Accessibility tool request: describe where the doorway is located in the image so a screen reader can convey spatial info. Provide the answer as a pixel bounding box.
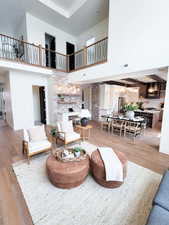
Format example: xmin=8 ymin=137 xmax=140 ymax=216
xmin=66 ymin=42 xmax=75 ymax=71
xmin=0 ymin=85 xmax=5 ymax=120
xmin=32 ymin=86 xmax=46 ymax=125
xmin=45 ymin=33 xmax=56 ymax=68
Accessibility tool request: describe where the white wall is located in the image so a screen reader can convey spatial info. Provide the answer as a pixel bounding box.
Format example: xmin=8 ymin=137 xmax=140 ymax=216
xmin=68 ymin=0 xmax=169 ymax=84
xmin=15 ymin=15 xmax=27 ymax=41
xmin=0 ymin=72 xmax=14 ymax=128
xmin=76 ymin=18 xmax=108 ymax=50
xmin=0 ymin=73 xmax=6 ymax=83
xmin=108 ymin=0 xmax=169 ymax=74
xmin=26 ymin=13 xmax=77 ymax=54
xmin=32 ymin=86 xmax=41 ymax=123
xmin=9 ymin=70 xmax=49 ymax=130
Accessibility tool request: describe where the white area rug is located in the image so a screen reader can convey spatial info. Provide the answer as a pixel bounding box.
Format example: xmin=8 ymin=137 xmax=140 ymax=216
xmin=13 ymin=142 xmax=162 ymax=225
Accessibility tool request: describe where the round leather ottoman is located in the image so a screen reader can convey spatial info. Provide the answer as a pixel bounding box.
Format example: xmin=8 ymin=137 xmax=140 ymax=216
xmin=46 ymin=155 xmax=90 ymax=189
xmin=90 ymin=150 xmax=127 ymax=188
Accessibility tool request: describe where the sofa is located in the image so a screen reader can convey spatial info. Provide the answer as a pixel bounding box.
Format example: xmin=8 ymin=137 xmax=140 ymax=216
xmin=146 ymin=170 xmax=169 ymax=225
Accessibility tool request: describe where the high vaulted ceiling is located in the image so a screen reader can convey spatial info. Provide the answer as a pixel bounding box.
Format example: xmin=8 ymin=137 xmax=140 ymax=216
xmin=38 ymin=0 xmax=88 ymax=18
xmin=52 ymin=0 xmax=78 ymax=10
xmin=0 ymin=0 xmax=109 ymax=36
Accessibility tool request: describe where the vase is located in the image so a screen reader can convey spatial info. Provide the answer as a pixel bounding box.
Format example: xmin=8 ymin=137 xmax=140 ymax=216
xmin=75 ymin=151 xmax=81 ymax=157
xmin=81 ymin=117 xmax=88 ymax=127
xmin=125 ymin=111 xmax=135 ymax=120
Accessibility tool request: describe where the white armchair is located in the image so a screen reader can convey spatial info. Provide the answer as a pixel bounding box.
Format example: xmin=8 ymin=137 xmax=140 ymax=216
xmin=56 ymin=120 xmax=81 ymax=145
xmin=23 ymin=125 xmax=52 ymax=164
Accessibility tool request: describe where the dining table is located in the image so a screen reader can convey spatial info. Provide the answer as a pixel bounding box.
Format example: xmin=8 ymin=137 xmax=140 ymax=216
xmin=101 ymin=115 xmax=146 ymax=124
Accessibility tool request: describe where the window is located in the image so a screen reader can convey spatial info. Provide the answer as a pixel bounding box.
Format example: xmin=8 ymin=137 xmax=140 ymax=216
xmin=86 ymin=37 xmax=95 ymax=65
xmin=86 ymin=37 xmax=95 ymax=47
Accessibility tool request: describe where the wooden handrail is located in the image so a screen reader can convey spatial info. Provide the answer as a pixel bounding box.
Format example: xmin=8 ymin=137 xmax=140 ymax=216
xmin=41 ymin=46 xmax=67 ymax=57
xmin=0 ymin=33 xmax=107 ymax=57
xmin=86 ymin=36 xmax=108 ymax=49
xmin=0 ymin=33 xmax=40 ymax=48
xmin=0 ymin=33 xmax=108 ymax=73
xmin=67 ymin=37 xmax=108 ymax=57
xmin=68 ymin=48 xmax=84 ymax=57
xmin=0 ymin=33 xmax=67 ymax=57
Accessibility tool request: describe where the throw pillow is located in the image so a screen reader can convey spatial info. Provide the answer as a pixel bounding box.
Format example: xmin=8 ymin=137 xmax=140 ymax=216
xmin=60 ymin=120 xmax=73 ymax=133
xmin=28 ymin=125 xmax=47 ymax=142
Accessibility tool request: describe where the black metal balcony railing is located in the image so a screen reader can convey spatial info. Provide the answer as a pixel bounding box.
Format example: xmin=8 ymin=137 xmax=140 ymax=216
xmin=0 ymin=34 xmax=108 ymax=73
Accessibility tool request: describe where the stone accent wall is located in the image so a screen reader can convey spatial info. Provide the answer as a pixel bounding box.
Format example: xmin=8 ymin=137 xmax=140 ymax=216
xmin=47 ymin=75 xmax=82 ymax=125
xmin=57 ymin=95 xmax=82 ymax=114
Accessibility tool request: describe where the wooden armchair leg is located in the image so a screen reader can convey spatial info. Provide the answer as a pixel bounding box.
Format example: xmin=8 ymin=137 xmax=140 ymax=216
xmin=22 ymin=142 xmax=26 ymax=155
xmin=23 ymin=146 xmax=25 ymax=155
xmin=27 ymin=155 xmax=30 ymax=164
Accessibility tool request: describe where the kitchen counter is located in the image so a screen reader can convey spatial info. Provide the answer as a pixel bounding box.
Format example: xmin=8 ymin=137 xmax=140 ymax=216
xmin=134 ymin=110 xmax=160 ymax=128
xmin=135 ymin=109 xmax=161 ymax=114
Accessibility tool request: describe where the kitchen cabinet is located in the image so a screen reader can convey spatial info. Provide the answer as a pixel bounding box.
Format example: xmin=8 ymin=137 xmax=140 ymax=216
xmin=139 ymin=82 xmax=165 ymax=99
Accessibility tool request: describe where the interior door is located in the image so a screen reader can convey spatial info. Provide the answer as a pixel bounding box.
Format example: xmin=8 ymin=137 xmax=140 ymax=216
xmin=45 ymin=33 xmax=56 ymax=68
xmin=50 ymin=38 xmax=56 ymax=68
xmin=0 ymin=87 xmax=3 ymax=118
xmin=39 ymin=86 xmax=46 ymax=124
xmin=66 ymin=42 xmax=75 ymax=71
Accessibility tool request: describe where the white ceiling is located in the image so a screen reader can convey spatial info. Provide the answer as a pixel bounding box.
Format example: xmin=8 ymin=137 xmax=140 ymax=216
xmin=0 ymin=0 xmax=109 ymax=37
xmin=52 ymin=0 xmax=77 ymax=10
xmin=0 ymin=0 xmax=27 ymax=35
xmin=37 ymin=0 xmax=88 ymax=18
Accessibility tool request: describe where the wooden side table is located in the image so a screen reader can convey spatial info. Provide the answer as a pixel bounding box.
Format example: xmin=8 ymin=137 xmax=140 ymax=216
xmin=76 ymin=125 xmax=93 ymax=141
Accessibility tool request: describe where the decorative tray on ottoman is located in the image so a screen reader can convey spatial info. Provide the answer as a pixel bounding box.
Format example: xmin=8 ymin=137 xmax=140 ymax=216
xmin=54 ymin=147 xmax=87 ymax=162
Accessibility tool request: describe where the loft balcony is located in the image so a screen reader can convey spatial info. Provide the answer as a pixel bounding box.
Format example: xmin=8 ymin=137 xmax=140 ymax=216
xmin=0 ymin=34 xmax=108 ymax=73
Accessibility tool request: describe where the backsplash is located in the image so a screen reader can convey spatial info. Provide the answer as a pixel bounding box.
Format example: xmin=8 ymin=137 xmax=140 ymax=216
xmin=140 ymin=98 xmax=165 ymax=109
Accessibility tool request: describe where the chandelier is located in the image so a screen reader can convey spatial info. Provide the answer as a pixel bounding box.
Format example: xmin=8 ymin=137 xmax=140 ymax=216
xmin=57 ymin=83 xmax=80 ymax=95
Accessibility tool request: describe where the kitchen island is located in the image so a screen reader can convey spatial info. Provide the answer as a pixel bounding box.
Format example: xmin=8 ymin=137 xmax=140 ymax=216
xmin=135 ymin=110 xmax=160 ymax=128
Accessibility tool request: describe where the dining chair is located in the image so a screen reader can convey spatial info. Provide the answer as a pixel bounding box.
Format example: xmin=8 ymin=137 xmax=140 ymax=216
xmin=140 ymin=119 xmax=147 ymax=135
xmin=124 ymin=121 xmax=142 ymax=142
xmin=100 ymin=117 xmax=111 ymax=132
xmin=111 ymin=119 xmax=125 ymax=136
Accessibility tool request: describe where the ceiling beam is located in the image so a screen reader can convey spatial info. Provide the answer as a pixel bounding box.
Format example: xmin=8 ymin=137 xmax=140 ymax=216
xmin=123 ymin=78 xmax=146 ymax=86
xmin=102 ymin=81 xmax=134 ymax=87
xmin=148 ymin=75 xmax=166 ymax=83
xmin=122 ymin=78 xmax=146 ymax=85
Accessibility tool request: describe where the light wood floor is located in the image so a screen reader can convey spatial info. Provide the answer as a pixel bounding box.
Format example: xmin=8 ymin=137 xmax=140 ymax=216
xmin=0 ymin=119 xmax=169 ymax=225
xmin=88 ymin=121 xmax=169 ymax=174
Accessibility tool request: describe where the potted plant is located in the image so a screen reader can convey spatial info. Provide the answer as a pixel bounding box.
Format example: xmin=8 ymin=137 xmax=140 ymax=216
xmin=136 ymin=101 xmax=144 ymax=110
xmin=73 ymin=147 xmax=84 ymax=157
xmin=50 ymin=128 xmax=57 ymax=137
xmin=123 ymin=103 xmax=139 ymax=119
xmin=50 ymin=128 xmax=58 ymax=145
xmin=58 ymin=94 xmax=64 ymax=102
